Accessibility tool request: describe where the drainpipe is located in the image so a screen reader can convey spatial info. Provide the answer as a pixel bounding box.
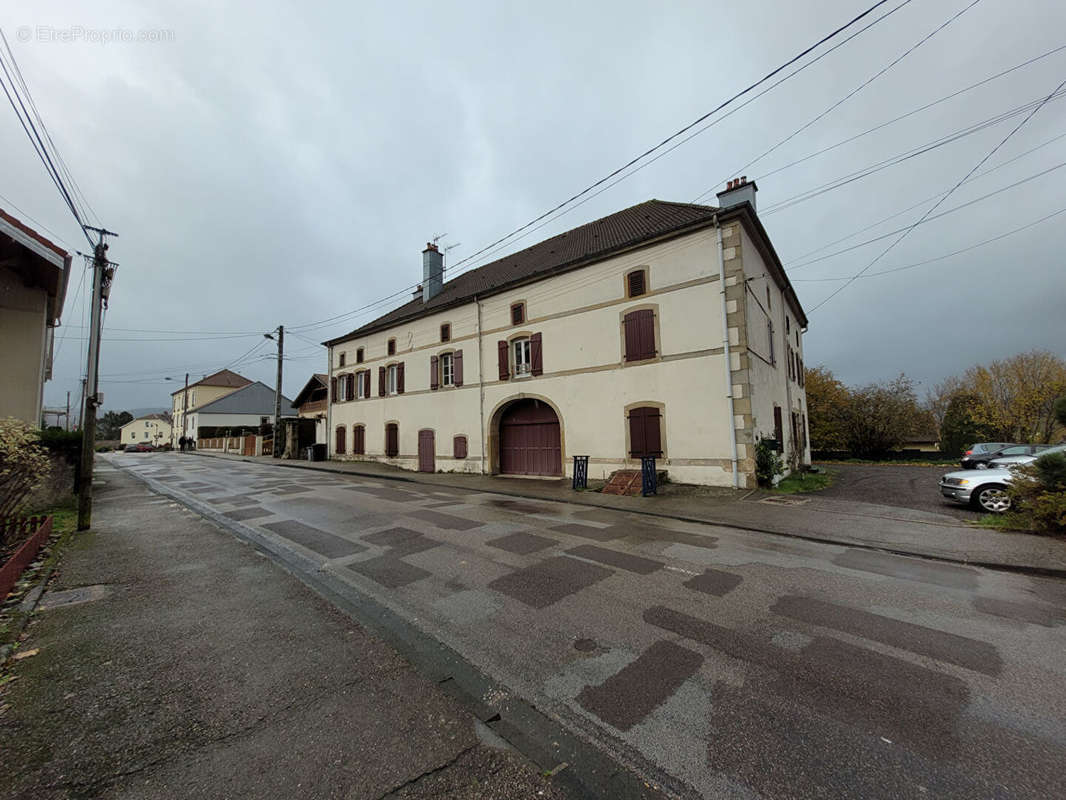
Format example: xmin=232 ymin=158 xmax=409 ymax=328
xmin=714 ymin=214 xmax=740 ymax=489
xmin=475 ymin=295 xmax=486 ymax=475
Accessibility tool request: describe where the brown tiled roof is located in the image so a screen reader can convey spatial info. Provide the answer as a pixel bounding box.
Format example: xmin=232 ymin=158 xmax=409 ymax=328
xmin=0 ymin=208 xmax=68 ymax=260
xmin=326 ymin=200 xmax=721 ymax=344
xmin=170 ymin=369 xmax=252 ymax=396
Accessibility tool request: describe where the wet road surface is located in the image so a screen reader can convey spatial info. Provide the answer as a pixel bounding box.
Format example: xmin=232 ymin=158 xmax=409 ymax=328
xmin=114 ymin=453 xmax=1066 ymax=799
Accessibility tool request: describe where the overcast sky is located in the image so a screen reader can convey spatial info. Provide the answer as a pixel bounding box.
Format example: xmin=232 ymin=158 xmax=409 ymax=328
xmin=3 ymin=0 xmax=1065 ymax=416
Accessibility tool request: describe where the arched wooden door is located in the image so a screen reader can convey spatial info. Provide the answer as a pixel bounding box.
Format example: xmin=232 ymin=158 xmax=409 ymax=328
xmin=499 ymin=399 xmax=561 ymax=476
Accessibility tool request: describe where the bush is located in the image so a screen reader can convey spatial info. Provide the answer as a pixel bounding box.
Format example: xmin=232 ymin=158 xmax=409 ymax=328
xmin=755 ymin=438 xmax=783 ymax=488
xmin=0 ymin=418 xmax=52 ymax=521
xmin=1007 ymin=452 xmax=1066 ymax=534
xmin=38 ymin=428 xmax=82 ymax=461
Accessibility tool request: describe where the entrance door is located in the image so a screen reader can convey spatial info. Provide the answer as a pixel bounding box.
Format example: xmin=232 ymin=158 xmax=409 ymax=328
xmin=418 ymin=429 xmax=435 ymax=472
xmin=499 ymin=399 xmax=561 ymax=476
xmin=243 ymin=435 xmax=256 ymax=456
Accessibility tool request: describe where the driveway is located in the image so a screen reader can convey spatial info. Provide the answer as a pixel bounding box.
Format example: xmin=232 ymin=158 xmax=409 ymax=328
xmin=816 ymin=463 xmax=975 ymax=519
xmin=104 ymin=452 xmax=1066 ymax=800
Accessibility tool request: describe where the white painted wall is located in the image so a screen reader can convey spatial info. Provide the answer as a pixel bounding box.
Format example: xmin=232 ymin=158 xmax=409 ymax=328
xmin=0 ymin=266 xmax=48 ymax=424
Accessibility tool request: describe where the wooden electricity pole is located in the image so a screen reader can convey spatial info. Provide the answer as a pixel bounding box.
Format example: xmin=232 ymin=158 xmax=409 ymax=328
xmin=272 ymin=326 xmax=284 ymax=457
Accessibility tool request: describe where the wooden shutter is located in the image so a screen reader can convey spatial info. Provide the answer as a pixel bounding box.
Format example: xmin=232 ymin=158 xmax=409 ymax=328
xmin=624 ymin=309 xmax=655 ymax=361
xmin=346 ymin=373 xmax=355 ymax=400
xmin=453 ymin=350 xmax=463 ymax=387
xmin=497 ymin=340 xmax=510 ymax=380
xmin=330 ymin=377 xmax=337 ymax=402
xmin=335 ymin=425 xmax=346 ymax=455
xmin=397 ymin=362 xmax=405 ymax=394
xmin=353 ymin=425 xmax=364 ymax=455
xmin=627 ymin=270 xmax=645 ymax=297
xmin=378 ymin=366 xmax=386 ymax=396
xmin=511 ymin=303 xmax=524 ymax=325
xmin=385 ymin=424 xmax=398 ymax=457
xmin=453 ymin=435 xmax=467 ymax=459
xmin=430 ymin=356 xmax=439 ymax=390
xmin=530 ymin=332 xmax=543 ymax=376
xmin=629 ymin=407 xmax=663 ymax=457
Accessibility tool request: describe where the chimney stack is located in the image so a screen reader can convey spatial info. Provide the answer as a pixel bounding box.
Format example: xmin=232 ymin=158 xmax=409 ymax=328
xmin=716 ymin=176 xmax=758 ymax=212
xmin=422 ymin=242 xmax=443 ymax=303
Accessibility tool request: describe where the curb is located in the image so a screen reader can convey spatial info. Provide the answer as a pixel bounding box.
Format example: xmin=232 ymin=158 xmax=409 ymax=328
xmin=113 ymin=459 xmax=685 ymax=800
xmin=189 ymin=451 xmax=1066 ymax=580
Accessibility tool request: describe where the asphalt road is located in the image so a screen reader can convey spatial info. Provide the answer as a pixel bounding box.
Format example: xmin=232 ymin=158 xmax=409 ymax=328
xmin=816 ymin=462 xmax=977 ymax=519
xmin=113 ymin=453 xmax=1066 ymax=799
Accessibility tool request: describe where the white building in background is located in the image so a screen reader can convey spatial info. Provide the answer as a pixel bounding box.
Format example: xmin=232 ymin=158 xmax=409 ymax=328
xmin=170 ymin=369 xmax=251 ymax=446
xmin=324 ymin=182 xmax=809 ymax=488
xmin=120 ymin=414 xmax=172 ymax=448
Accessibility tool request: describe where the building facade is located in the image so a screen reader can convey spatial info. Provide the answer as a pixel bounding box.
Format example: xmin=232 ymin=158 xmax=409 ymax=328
xmin=0 ymin=209 xmax=71 ymax=425
xmin=185 ymin=381 xmax=295 ymax=440
xmin=120 ymin=414 xmax=172 ymax=447
xmin=170 ymin=369 xmax=252 ymax=446
xmin=325 ymin=185 xmax=809 ymax=488
xmin=291 ymin=373 xmax=329 ymax=445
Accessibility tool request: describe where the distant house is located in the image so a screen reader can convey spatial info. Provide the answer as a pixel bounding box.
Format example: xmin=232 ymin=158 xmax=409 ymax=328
xmin=120 ymin=414 xmax=172 ymax=448
xmin=170 ymin=369 xmax=252 ymax=446
xmin=291 ymin=373 xmax=328 ymax=444
xmin=0 ymin=208 xmax=72 ymax=425
xmin=185 ymin=381 xmax=296 ymax=440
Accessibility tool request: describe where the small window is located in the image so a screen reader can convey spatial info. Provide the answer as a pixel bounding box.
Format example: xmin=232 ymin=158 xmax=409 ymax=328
xmin=453 ymin=435 xmax=468 ymax=459
xmin=440 ymin=323 xmax=450 ymax=342
xmin=387 ymin=338 xmax=396 ymax=356
xmin=339 ymin=352 xmax=346 ymax=367
xmin=385 ymin=423 xmax=399 ymax=457
xmin=441 ymin=352 xmax=454 ymax=386
xmin=513 ymin=338 xmax=531 ymax=375
xmin=386 ymin=364 xmax=398 ymax=394
xmin=356 ymin=347 xmax=364 ymax=363
xmin=627 ymin=270 xmax=646 ymax=298
xmin=511 ymin=303 xmax=525 ymax=325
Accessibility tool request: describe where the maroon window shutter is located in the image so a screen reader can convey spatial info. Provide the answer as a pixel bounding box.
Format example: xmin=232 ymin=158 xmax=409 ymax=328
xmin=628 ymin=410 xmax=645 ymax=457
xmin=385 ymin=424 xmax=398 ymax=457
xmin=346 ymin=373 xmax=355 ymax=400
xmin=644 ymin=407 xmax=662 ymax=456
xmin=628 ymin=270 xmax=645 ymax=297
xmin=353 ymin=426 xmax=364 ymax=455
xmin=624 ymin=310 xmax=654 ymax=361
xmin=397 ymin=362 xmax=405 ymax=394
xmin=453 ymin=350 xmax=463 ymax=387
xmin=330 ymin=377 xmax=337 ymax=402
xmin=454 ymin=435 xmax=467 ymax=459
xmin=497 ymin=340 xmax=510 ymax=380
xmin=335 ymin=425 xmax=346 ymax=455
xmin=430 ymin=356 xmax=439 ymax=390
xmin=639 ymin=310 xmax=655 ymax=359
xmin=530 ymin=332 xmax=543 ymax=376
xmin=378 ymin=366 xmax=386 ymax=396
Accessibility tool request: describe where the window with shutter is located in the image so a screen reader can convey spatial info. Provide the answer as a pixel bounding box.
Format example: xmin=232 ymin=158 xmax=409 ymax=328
xmin=387 ymin=338 xmax=396 ymax=355
xmin=430 ymin=355 xmax=439 ymax=390
xmin=530 ymin=332 xmax=543 ymax=376
xmin=378 ymin=366 xmax=386 ymax=396
xmin=440 ymin=324 xmax=450 ymax=342
xmin=356 ymin=347 xmax=364 ymax=363
xmin=352 ymin=425 xmax=365 ymax=455
xmin=513 ymin=338 xmax=531 ymax=376
xmin=627 ymin=270 xmax=646 ymax=297
xmin=441 ymin=352 xmax=453 ymax=386
xmin=510 ymin=303 xmax=525 ymax=325
xmin=335 ymin=425 xmax=346 ymax=455
xmin=623 ymin=309 xmax=656 ymax=362
xmin=397 ymin=362 xmax=405 ymax=394
xmin=453 ymin=435 xmax=467 ymax=459
xmin=628 ymin=406 xmax=663 ymax=457
xmin=385 ymin=423 xmax=399 ymax=457
xmin=346 ymin=373 xmax=355 ymax=400
xmin=497 ymin=340 xmax=510 ymax=380
xmin=453 ymin=350 xmax=463 ymax=387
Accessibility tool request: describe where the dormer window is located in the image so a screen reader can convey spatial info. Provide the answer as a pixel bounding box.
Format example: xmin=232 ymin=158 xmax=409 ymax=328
xmin=511 ymin=303 xmax=525 ymax=326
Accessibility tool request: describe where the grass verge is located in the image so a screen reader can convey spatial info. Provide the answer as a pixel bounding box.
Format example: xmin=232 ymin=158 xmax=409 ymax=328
xmin=773 ymin=470 xmax=833 ymax=494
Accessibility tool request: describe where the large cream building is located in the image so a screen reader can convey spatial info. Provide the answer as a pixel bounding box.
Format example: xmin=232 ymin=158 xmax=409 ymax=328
xmin=324 ymin=182 xmax=809 ymax=488
xmin=120 ymin=414 xmax=172 ymax=448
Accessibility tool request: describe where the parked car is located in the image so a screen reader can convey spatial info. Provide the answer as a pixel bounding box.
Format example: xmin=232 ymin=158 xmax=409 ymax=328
xmin=959 ymin=442 xmax=1017 ymax=469
xmin=989 ymin=442 xmax=1066 ymax=469
xmin=127 ymin=442 xmax=156 ymax=452
xmin=962 ymin=443 xmax=1055 ymax=469
xmin=939 ymin=468 xmax=1014 ymax=513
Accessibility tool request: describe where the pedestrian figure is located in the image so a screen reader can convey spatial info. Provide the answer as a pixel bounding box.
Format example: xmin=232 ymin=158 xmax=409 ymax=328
xmin=179 ymin=435 xmax=187 ymax=453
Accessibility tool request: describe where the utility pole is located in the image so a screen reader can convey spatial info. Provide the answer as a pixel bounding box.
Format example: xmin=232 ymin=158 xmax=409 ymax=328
xmin=271 ymin=326 xmax=284 ymax=457
xmin=182 ymin=372 xmax=189 ymax=445
xmin=65 ymin=391 xmax=70 ymax=431
xmin=77 ymin=226 xmax=118 ymax=531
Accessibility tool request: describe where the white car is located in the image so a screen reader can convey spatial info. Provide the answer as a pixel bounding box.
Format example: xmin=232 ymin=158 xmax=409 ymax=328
xmin=989 ymin=442 xmax=1066 ymax=469
xmin=939 ymin=468 xmax=1014 ymax=513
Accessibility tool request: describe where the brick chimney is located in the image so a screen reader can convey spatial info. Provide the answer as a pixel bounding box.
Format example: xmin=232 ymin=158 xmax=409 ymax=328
xmin=715 ymin=176 xmax=758 ymax=212
xmin=422 ymin=243 xmax=443 ymax=303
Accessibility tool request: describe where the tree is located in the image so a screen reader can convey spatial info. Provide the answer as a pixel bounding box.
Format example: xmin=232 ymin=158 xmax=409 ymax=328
xmin=939 ymin=393 xmax=996 ymax=458
xmin=1054 ymin=396 xmax=1066 ymax=429
xmin=840 ymin=374 xmax=921 ymax=458
xmin=963 ymin=350 xmax=1066 ymax=443
xmin=97 ymin=411 xmax=134 ymax=440
xmin=804 ymin=366 xmax=850 ymax=452
xmin=924 ymin=375 xmax=965 ymax=430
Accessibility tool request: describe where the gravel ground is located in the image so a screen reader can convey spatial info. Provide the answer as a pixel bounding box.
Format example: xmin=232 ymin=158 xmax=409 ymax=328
xmin=815 ymin=463 xmax=978 ymax=520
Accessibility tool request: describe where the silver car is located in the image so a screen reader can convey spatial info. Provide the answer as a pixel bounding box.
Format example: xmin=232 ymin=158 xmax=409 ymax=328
xmin=939 ymin=468 xmax=1013 ymax=513
xmin=989 ymin=442 xmax=1066 ymax=469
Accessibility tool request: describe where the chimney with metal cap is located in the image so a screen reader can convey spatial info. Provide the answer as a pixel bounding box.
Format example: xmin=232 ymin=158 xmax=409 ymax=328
xmin=715 ymin=176 xmax=758 ymax=212
xmin=422 ymin=242 xmax=443 ymax=303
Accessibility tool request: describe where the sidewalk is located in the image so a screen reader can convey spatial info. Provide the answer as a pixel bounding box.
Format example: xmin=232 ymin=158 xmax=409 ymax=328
xmin=192 ymin=451 xmax=1066 ymax=577
xmin=0 ymin=463 xmax=570 ymax=800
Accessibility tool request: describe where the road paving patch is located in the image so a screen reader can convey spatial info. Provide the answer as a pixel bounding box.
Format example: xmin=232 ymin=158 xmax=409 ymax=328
xmin=773 ymin=595 xmax=1002 ymax=675
xmin=262 ymin=520 xmax=367 ymax=559
xmin=271 ymin=485 xmax=315 ymax=495
xmin=610 ymin=523 xmax=718 ymax=549
xmin=577 ymin=640 xmax=703 ymax=731
xmin=344 ymin=485 xmax=419 ymax=502
xmin=407 ymin=509 xmax=484 ymax=531
xmin=488 ymin=556 xmax=613 ymax=609
xmin=487 ymin=532 xmax=558 ymax=555
xmin=566 ymin=544 xmax=664 ymax=575
xmin=362 ymin=527 xmax=440 ymax=556
xmin=223 ymin=506 xmax=275 ymax=521
xmin=549 ymin=522 xmax=619 ymax=542
xmin=683 ymin=568 xmax=743 ymax=597
xmin=347 ymin=555 xmax=432 ymax=588
xmin=834 ymin=549 xmax=979 ymax=590
xmin=971 ymin=596 xmax=1066 ymax=627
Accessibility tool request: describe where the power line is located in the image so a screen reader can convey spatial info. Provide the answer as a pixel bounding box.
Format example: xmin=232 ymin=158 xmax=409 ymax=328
xmin=808 ymin=74 xmax=1066 ymax=314
xmin=288 ymin=0 xmax=901 ymax=336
